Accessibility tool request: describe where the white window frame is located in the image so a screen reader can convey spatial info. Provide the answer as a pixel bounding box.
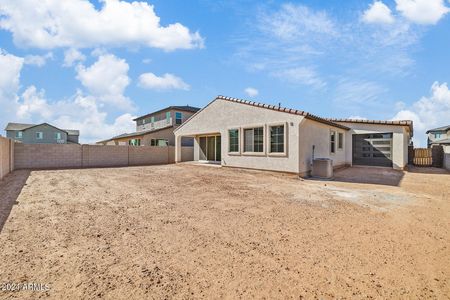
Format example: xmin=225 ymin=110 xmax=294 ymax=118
xmin=227 ymin=127 xmax=240 ymax=155
xmin=55 ymin=132 xmax=62 ymax=140
xmin=267 ymin=122 xmax=288 ymax=156
xmin=151 ymin=138 xmax=169 ymax=147
xmin=36 ymin=132 xmax=43 ymax=140
xmin=338 ymin=132 xmax=344 ymax=150
xmin=330 ymin=130 xmax=336 ymax=154
xmin=241 ymin=124 xmax=266 ymax=156
xmin=16 ymin=131 xmax=23 ymax=138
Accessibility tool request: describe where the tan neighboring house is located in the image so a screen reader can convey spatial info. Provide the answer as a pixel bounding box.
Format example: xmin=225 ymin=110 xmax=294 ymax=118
xmin=426 ymin=125 xmax=450 ymax=148
xmin=174 ymin=96 xmax=413 ymax=176
xmin=97 ymin=106 xmax=200 ymax=146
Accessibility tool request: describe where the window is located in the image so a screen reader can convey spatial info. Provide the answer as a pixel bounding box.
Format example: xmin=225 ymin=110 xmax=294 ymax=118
xmin=330 ymin=131 xmax=336 ymax=153
xmin=175 ymin=112 xmax=183 ymax=125
xmin=338 ymin=132 xmax=343 ymax=149
xmin=36 ymin=132 xmax=43 ymax=139
xmin=151 ymin=139 xmax=168 ymax=147
xmin=435 ymin=133 xmax=442 ymax=139
xmin=55 ymin=132 xmax=62 ymax=140
xmin=128 ymin=139 xmax=141 ymax=146
xmin=142 ymin=119 xmax=146 ymax=124
xmin=15 ymin=131 xmax=23 ymax=138
xmin=244 ymin=127 xmax=264 ymax=153
xmin=166 ymin=112 xmax=171 ymax=123
xmin=270 ymin=125 xmax=284 ymax=153
xmin=151 ymin=116 xmax=155 ymax=123
xmin=228 ymin=129 xmax=239 ymax=152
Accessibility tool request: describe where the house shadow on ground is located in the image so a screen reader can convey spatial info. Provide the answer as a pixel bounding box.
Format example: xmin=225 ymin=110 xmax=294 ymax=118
xmin=0 ymin=170 xmax=30 ymax=233
xmin=332 ymin=166 xmax=405 ymax=187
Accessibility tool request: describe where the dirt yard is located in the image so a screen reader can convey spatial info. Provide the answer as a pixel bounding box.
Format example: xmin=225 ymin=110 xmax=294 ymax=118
xmin=0 ymin=164 xmax=449 ymax=299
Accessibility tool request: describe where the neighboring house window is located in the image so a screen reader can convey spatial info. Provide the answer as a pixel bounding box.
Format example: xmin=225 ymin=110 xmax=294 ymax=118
xmin=338 ymin=132 xmax=343 ymax=149
xmin=435 ymin=133 xmax=442 ymax=139
xmin=36 ymin=132 xmax=43 ymax=140
xmin=228 ymin=129 xmax=239 ymax=152
xmin=244 ymin=127 xmax=264 ymax=153
xmin=55 ymin=132 xmax=62 ymax=140
xmin=129 ymin=139 xmax=141 ymax=146
xmin=330 ymin=131 xmax=336 ymax=153
xmin=175 ymin=112 xmax=183 ymax=125
xmin=16 ymin=131 xmax=23 ymax=138
xmin=166 ymin=112 xmax=171 ymax=123
xmin=151 ymin=139 xmax=168 ymax=147
xmin=269 ymin=125 xmax=284 ymax=153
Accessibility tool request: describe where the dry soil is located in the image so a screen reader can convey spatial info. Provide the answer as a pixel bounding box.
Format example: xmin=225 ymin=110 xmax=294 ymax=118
xmin=0 ymin=164 xmax=449 ymax=299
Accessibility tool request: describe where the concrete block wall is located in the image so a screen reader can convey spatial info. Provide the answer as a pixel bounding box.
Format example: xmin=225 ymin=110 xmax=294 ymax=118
xmin=82 ymin=145 xmax=128 ymax=168
xmin=14 ymin=143 xmax=82 ymax=169
xmin=13 ymin=143 xmax=194 ymax=170
xmin=129 ymin=146 xmax=171 ymax=166
xmin=0 ymin=136 xmax=14 ymax=180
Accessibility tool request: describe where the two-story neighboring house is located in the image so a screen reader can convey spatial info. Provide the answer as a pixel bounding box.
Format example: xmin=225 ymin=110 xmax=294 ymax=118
xmin=426 ymin=125 xmax=450 ymax=148
xmin=5 ymin=123 xmax=80 ymax=144
xmin=97 ymin=105 xmax=200 ymax=146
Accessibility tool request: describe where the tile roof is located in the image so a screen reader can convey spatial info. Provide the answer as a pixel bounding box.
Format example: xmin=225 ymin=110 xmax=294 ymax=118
xmin=215 ymin=96 xmax=350 ymax=130
xmin=133 ymin=105 xmax=200 ymax=121
xmin=326 ymin=118 xmax=414 ymax=132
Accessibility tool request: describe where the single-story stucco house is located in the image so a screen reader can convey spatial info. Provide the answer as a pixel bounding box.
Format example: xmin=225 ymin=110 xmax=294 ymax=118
xmin=174 ymin=96 xmax=413 ymax=176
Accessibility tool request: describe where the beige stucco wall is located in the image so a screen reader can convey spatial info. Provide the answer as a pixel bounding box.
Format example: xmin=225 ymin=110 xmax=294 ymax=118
xmin=0 ymin=136 xmax=14 ymax=180
xmin=175 ymin=99 xmax=304 ymax=173
xmin=298 ymin=118 xmax=347 ymax=174
xmin=444 ymin=145 xmax=450 ymax=171
xmin=335 ymin=122 xmax=411 ymax=170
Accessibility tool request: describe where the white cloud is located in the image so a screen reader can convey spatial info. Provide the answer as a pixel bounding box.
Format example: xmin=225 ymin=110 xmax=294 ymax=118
xmin=76 ymin=54 xmax=133 ymax=109
xmin=0 ymin=0 xmax=204 ymax=51
xmin=392 ymin=82 xmax=450 ymax=146
xmin=395 ymin=0 xmax=450 ymax=24
xmin=138 ymin=73 xmax=190 ymax=91
xmin=333 ymin=79 xmax=387 ymax=111
xmin=348 ymin=116 xmax=368 ymax=120
xmin=244 ymin=87 xmax=259 ymax=97
xmin=260 ymin=3 xmax=338 ymax=41
xmin=24 ymin=53 xmax=53 ymax=67
xmin=0 ymin=49 xmax=23 ymax=102
xmin=17 ymin=86 xmax=53 ymax=120
xmin=363 ymin=1 xmax=395 ymax=24
xmin=0 ymin=50 xmax=135 ymax=143
xmin=274 ymin=67 xmax=326 ymax=90
xmin=63 ymin=49 xmax=86 ymax=67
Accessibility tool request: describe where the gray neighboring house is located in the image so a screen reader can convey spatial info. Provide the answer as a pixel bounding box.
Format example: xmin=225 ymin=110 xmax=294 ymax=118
xmin=426 ymin=125 xmax=450 ymax=147
xmin=5 ymin=122 xmax=80 ymax=144
xmin=97 ymin=105 xmax=200 ymax=146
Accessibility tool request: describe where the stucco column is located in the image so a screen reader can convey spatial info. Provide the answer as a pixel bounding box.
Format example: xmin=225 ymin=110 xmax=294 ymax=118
xmin=175 ymin=134 xmax=182 ymax=163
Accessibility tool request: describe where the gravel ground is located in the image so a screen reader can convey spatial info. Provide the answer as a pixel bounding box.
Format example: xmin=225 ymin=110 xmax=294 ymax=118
xmin=0 ymin=164 xmax=449 ymax=299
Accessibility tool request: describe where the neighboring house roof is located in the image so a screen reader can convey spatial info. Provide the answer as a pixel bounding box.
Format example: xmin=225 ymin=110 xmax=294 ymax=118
xmin=4 ymin=122 xmax=80 ymax=136
xmin=430 ymin=138 xmax=450 ymax=144
xmin=133 ymin=105 xmax=200 ymax=121
xmin=97 ymin=124 xmax=173 ymax=143
xmin=426 ymin=125 xmax=450 ymax=133
xmin=326 ymin=118 xmax=414 ymax=134
xmin=175 ymin=96 xmax=351 ymax=132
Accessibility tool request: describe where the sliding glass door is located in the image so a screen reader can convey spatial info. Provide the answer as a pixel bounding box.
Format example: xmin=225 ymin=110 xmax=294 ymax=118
xmin=199 ymin=135 xmax=221 ymax=162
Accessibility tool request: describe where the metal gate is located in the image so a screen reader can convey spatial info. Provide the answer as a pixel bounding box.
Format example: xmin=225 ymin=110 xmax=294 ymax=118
xmin=352 ymin=133 xmax=393 ymax=167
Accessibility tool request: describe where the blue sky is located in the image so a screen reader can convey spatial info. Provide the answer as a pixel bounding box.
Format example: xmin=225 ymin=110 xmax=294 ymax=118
xmin=0 ymin=0 xmax=449 ymax=145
